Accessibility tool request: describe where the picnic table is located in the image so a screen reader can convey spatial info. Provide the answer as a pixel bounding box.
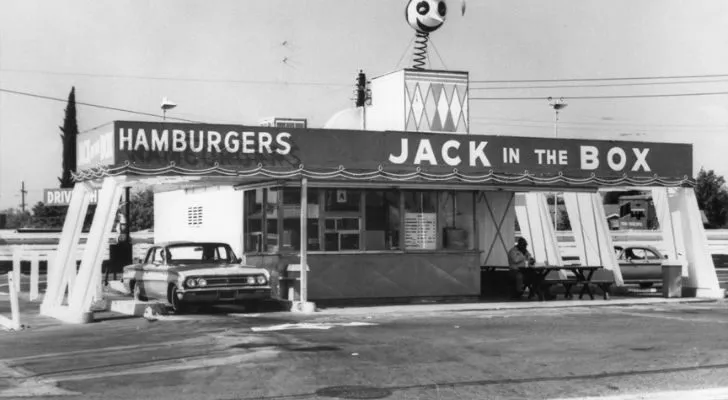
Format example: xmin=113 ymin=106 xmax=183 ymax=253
xmin=481 ymin=264 xmax=613 ymax=301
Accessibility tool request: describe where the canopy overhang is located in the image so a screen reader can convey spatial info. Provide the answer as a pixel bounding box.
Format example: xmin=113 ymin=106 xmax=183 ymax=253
xmin=73 ymin=121 xmax=695 ymax=189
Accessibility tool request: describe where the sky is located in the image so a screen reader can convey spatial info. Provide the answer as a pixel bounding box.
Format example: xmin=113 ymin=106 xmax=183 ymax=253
xmin=1 ymin=0 xmax=727 ymax=210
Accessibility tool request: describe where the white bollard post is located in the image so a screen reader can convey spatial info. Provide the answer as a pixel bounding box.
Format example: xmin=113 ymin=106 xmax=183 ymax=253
xmin=12 ymin=247 xmax=21 ymax=293
xmin=8 ymin=274 xmax=21 ymax=330
xmin=30 ymin=253 xmax=39 ymax=301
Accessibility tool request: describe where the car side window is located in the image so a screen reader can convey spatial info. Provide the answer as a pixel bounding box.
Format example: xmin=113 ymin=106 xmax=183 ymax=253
xmin=144 ymin=248 xmax=156 ymax=264
xmin=644 ymin=249 xmax=660 ymax=260
xmin=629 ymin=249 xmax=646 ymax=261
xmin=150 ymin=247 xmax=165 ymax=264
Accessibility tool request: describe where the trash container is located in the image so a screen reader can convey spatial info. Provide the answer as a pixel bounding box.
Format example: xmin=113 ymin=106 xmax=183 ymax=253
xmin=662 ymin=262 xmax=683 ymax=298
xmin=284 ymin=263 xmax=309 ymax=301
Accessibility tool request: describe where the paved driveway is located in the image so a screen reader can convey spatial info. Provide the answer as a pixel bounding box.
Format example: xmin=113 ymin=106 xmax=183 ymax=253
xmin=1 ymin=300 xmax=727 ymax=399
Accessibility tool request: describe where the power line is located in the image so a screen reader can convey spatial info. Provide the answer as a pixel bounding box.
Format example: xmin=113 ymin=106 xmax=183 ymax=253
xmin=470 ymin=91 xmax=728 ymax=101
xmin=470 ymin=73 xmax=728 ymax=84
xmin=0 ymin=87 xmax=201 ymax=123
xmin=472 ymin=116 xmax=728 ymax=129
xmin=0 ymin=68 xmax=349 ymax=87
xmin=78 ymin=121 xmax=115 ymax=134
xmin=470 ymin=78 xmax=728 ymax=90
xmin=470 ymin=120 xmax=728 ymax=133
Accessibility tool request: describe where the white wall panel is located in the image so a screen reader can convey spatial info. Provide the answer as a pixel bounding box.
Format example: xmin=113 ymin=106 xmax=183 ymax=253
xmin=154 ymin=187 xmax=244 ymax=257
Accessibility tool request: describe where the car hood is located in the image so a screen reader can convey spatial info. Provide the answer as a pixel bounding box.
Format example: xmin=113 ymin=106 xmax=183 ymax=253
xmin=169 ymin=263 xmax=268 ymax=277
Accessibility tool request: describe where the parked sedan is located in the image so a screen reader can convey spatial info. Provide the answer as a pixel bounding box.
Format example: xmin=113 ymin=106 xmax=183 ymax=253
xmin=615 ymin=245 xmax=666 ymax=288
xmin=122 ymin=241 xmax=271 ymax=312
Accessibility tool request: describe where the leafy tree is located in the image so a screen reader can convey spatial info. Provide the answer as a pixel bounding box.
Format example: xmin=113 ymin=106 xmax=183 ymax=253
xmin=58 ymin=87 xmax=78 ymax=189
xmin=558 ymin=208 xmax=571 ymax=231
xmin=1 ymin=208 xmax=32 ymax=229
xmin=695 ymin=168 xmax=728 ymax=228
xmin=30 ymin=201 xmax=66 ymax=228
xmin=128 ymin=188 xmax=154 ymax=231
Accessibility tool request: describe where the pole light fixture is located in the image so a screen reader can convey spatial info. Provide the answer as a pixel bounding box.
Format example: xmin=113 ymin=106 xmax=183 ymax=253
xmin=161 ymin=97 xmax=177 ymax=121
xmin=548 ymin=97 xmax=568 ymax=139
xmin=547 ymin=97 xmax=568 ymax=231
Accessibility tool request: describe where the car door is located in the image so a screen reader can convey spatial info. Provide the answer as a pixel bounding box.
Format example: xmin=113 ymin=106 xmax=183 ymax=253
xmin=621 ymin=248 xmax=661 ymax=281
xmin=144 ymin=247 xmax=171 ymax=300
xmin=634 ymin=248 xmax=663 ymax=281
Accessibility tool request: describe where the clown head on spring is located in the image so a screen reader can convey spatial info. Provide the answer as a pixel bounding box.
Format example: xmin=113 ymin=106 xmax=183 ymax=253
xmin=406 ymin=0 xmax=447 ymax=34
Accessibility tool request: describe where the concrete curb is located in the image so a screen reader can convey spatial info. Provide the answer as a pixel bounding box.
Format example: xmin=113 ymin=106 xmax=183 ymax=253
xmin=0 ymin=314 xmax=21 ymax=331
xmin=109 ymin=299 xmax=167 ymax=317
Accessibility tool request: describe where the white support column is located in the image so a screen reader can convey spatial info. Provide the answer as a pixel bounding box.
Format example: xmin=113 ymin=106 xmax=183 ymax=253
xmin=563 ymin=192 xmax=623 ymax=286
xmin=41 ymin=183 xmax=91 ymax=316
xmin=30 ymin=253 xmax=39 ymax=301
xmin=8 ymin=274 xmax=20 ymax=330
xmin=669 ymin=187 xmax=722 ymax=298
xmin=11 ymin=247 xmax=21 ymax=292
xmin=292 ymin=178 xmax=315 ymax=313
xmin=652 ymin=187 xmax=686 ymax=274
xmin=68 ymin=177 xmax=123 ymax=317
xmin=514 ymin=192 xmax=563 ymax=269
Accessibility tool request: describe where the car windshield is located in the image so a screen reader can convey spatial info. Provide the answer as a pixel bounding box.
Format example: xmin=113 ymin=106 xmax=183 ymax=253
xmin=166 ymin=243 xmax=236 ymax=265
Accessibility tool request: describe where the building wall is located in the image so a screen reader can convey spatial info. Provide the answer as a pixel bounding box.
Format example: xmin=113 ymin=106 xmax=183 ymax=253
xmin=248 ymin=251 xmax=480 ymax=300
xmin=154 ymin=187 xmax=244 ymax=256
xmin=366 ymin=70 xmax=405 ymax=131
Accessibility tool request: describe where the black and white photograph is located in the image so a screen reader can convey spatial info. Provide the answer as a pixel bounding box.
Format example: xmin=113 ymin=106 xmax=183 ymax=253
xmin=0 ymin=1 xmax=727 ymax=399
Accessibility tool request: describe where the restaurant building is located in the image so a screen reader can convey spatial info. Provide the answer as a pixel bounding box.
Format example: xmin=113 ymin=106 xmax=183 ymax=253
xmin=40 ymin=68 xmax=724 ymax=322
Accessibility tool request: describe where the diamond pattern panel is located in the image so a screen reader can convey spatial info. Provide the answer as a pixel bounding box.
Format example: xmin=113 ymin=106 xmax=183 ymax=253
xmin=404 ymin=79 xmax=469 ymax=133
xmin=411 ymin=84 xmax=425 ymax=129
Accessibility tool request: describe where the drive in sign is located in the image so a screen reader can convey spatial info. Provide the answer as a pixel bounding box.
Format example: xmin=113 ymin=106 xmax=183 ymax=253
xmin=44 ymin=188 xmax=99 ymax=206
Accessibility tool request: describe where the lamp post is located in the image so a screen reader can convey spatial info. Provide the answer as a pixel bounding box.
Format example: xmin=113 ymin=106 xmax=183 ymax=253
xmin=161 ymin=97 xmax=177 ymax=121
xmin=548 ymin=97 xmax=568 ymax=230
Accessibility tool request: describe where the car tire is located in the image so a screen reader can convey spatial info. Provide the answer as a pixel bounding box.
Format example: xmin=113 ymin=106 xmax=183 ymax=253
xmin=169 ymin=285 xmax=188 ymax=314
xmin=132 ymin=281 xmax=146 ymax=302
xmin=639 ymin=283 xmax=654 ymax=289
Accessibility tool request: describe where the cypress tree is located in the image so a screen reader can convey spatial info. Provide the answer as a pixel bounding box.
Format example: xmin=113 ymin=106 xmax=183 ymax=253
xmin=59 ymin=87 xmax=78 ymax=188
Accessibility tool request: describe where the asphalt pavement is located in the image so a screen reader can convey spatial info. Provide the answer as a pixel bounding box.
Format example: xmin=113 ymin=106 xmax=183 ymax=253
xmin=1 ymin=293 xmax=727 ymax=400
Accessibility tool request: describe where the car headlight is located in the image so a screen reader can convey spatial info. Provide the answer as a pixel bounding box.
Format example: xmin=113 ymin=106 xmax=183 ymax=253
xmin=197 ymin=278 xmax=207 ymax=287
xmin=256 ymin=275 xmax=267 ymax=285
xmin=185 ymin=278 xmax=198 ymax=288
xmin=246 ymin=276 xmax=256 ymax=285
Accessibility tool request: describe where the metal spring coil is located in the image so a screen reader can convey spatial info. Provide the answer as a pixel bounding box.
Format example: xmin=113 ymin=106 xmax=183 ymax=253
xmin=412 ymin=31 xmax=429 ymax=70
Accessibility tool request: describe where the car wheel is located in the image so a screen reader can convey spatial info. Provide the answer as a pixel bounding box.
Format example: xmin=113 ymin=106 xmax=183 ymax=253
xmin=168 ymin=285 xmax=188 ymax=314
xmin=639 ymin=283 xmax=654 ymax=289
xmin=132 ymin=281 xmax=146 ymax=302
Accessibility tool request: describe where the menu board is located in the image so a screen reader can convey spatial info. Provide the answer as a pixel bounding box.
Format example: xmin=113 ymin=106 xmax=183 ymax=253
xmin=404 ymin=213 xmax=437 ymax=250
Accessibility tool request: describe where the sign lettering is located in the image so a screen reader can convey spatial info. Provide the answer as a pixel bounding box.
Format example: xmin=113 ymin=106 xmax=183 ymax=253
xmin=75 ymin=121 xmax=691 ymax=182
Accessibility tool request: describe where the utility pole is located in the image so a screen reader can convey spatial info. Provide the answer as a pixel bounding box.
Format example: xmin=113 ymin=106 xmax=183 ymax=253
xmin=19 ymin=181 xmax=27 ymax=213
xmin=548 ymin=97 xmax=568 ymax=230
xmin=354 ymin=70 xmax=372 ymax=130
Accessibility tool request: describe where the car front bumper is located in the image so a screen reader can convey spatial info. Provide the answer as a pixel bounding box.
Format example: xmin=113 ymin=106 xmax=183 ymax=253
xmin=178 ymin=287 xmax=272 ymax=303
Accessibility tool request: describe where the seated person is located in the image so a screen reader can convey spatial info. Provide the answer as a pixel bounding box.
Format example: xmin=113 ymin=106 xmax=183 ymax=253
xmin=624 ymin=248 xmax=641 ymax=261
xmin=202 ymin=247 xmax=217 ymax=262
xmin=508 ymin=237 xmax=536 ymax=298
